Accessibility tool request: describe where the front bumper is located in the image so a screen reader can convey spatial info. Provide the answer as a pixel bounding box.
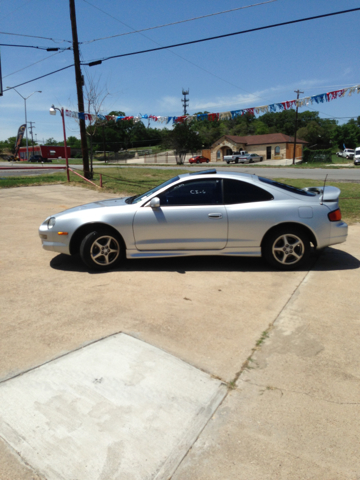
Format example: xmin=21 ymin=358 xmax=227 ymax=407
xmin=39 ymin=224 xmax=71 ymax=254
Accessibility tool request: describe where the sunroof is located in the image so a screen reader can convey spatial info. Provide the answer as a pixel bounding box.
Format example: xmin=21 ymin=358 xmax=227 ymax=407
xmin=189 ymin=169 xmax=217 ymax=175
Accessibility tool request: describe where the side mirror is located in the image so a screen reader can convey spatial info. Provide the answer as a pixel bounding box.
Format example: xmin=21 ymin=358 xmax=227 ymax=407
xmin=150 ymin=197 xmax=160 ymax=208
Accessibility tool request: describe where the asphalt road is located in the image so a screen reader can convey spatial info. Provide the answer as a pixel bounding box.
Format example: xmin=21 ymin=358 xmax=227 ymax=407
xmin=1 ymin=162 xmax=360 ymax=182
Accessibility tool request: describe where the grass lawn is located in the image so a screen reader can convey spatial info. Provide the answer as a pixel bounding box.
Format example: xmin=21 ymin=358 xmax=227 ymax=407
xmin=1 ymin=167 xmax=359 ymax=224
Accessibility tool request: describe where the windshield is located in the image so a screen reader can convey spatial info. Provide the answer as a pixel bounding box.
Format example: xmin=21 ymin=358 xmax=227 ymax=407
xmin=259 ymin=177 xmax=316 ymax=196
xmin=127 ymin=175 xmax=180 ymax=204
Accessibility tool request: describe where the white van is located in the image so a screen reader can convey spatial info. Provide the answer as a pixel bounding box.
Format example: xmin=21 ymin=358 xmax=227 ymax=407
xmin=354 ymin=147 xmax=360 ymax=166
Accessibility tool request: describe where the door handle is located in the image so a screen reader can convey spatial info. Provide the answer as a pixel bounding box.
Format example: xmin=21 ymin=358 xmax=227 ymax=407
xmin=208 ymin=213 xmax=222 ymax=218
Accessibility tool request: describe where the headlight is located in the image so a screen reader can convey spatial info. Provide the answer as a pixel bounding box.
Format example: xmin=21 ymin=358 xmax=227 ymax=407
xmin=48 ymin=217 xmax=56 ymax=228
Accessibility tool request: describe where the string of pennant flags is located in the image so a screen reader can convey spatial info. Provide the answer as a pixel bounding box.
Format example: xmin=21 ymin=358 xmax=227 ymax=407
xmin=65 ymin=84 xmax=360 ymax=125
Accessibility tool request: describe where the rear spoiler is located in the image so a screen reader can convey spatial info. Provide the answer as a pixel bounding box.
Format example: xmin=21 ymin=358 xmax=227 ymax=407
xmin=302 ymin=186 xmax=341 ymax=202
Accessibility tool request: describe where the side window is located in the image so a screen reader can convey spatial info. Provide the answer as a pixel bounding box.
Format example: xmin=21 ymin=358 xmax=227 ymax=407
xmin=159 ymin=179 xmax=222 ymax=206
xmin=223 ymin=179 xmax=273 ymax=204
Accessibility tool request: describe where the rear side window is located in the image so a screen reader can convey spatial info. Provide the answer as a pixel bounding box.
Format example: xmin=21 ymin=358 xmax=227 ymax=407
xmin=223 ymin=179 xmax=273 ymax=204
xmin=259 ymin=176 xmax=315 ymax=196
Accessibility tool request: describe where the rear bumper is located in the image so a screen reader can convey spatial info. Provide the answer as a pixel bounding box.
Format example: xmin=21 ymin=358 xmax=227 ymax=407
xmin=317 ymin=221 xmax=348 ymax=249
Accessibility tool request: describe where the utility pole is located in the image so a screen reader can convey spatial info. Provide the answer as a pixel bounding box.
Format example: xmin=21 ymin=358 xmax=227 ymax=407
xmin=29 ymin=121 xmax=35 ymax=157
xmin=69 ymin=0 xmax=91 ymax=178
xmin=293 ymin=89 xmax=304 ymax=165
xmin=182 ymin=89 xmax=189 ymax=116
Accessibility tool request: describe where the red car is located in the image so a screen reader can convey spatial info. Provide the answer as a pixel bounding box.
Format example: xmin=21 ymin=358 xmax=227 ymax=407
xmin=189 ymin=155 xmax=210 ymax=164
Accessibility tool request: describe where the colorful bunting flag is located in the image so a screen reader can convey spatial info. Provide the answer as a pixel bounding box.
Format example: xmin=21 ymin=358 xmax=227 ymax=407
xmin=60 ymin=84 xmax=360 ymax=126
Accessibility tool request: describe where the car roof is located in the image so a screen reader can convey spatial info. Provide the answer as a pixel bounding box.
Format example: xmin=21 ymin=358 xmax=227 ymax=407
xmin=179 ymin=169 xmax=258 ymax=182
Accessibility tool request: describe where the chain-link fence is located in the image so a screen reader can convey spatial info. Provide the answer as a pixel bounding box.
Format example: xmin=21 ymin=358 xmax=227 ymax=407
xmin=303 ymin=148 xmax=332 ymax=163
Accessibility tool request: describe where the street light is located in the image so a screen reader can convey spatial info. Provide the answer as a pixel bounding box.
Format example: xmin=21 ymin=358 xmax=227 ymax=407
xmin=8 ymin=87 xmax=41 ymax=161
xmin=50 ymin=105 xmax=70 ymax=182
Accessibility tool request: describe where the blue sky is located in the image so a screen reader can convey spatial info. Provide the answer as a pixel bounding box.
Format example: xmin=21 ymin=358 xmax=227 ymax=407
xmin=1 ymin=0 xmax=359 ymax=143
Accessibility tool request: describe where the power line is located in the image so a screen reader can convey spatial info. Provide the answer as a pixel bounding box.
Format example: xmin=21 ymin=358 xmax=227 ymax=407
xmin=4 ymin=64 xmax=74 ymax=91
xmin=0 ymin=43 xmax=71 ymax=51
xmin=4 ymin=8 xmax=360 ymax=93
xmin=81 ymin=0 xmax=262 ymax=99
xmin=82 ymin=8 xmax=360 ymax=66
xmin=3 ymin=51 xmax=65 ymax=79
xmin=0 ymin=31 xmax=72 ymax=44
xmin=80 ymin=0 xmax=277 ymax=44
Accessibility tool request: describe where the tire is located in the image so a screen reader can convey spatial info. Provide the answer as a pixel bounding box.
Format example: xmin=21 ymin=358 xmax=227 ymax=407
xmin=226 ymin=161 xmax=230 ymax=164
xmin=206 ymin=159 xmax=209 ymax=163
xmin=80 ymin=229 xmax=122 ymax=270
xmin=262 ymin=227 xmax=310 ymax=270
xmin=196 ymin=160 xmax=200 ymax=164
xmin=235 ymin=159 xmax=239 ymax=164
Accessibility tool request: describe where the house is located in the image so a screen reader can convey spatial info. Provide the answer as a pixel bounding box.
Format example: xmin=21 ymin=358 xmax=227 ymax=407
xmin=208 ymin=134 xmax=308 ymax=162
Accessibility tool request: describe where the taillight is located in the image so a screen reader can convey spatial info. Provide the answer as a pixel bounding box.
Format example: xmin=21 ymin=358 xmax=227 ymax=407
xmin=328 ymin=208 xmax=342 ymax=221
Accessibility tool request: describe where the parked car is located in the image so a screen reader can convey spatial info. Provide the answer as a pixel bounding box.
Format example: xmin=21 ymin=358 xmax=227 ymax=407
xmin=28 ymin=155 xmax=52 ymax=163
xmin=189 ymin=155 xmax=210 ymax=164
xmin=337 ymin=149 xmax=355 ymax=159
xmin=39 ymin=169 xmax=348 ymax=271
xmin=248 ymin=153 xmax=263 ymax=163
xmin=354 ymin=147 xmax=360 ymax=166
xmin=224 ymin=151 xmax=262 ymax=164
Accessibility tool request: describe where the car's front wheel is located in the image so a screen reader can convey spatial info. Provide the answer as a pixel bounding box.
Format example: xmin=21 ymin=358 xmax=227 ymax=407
xmin=80 ymin=229 xmax=122 ymax=270
xmin=262 ymin=227 xmax=310 ymax=270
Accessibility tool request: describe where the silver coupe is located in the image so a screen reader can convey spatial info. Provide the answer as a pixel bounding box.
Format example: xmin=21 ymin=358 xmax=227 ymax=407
xmin=39 ymin=169 xmax=348 ymax=271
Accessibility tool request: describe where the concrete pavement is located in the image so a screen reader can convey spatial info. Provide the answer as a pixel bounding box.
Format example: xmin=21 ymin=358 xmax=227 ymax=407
xmin=0 ymin=184 xmax=359 ymax=479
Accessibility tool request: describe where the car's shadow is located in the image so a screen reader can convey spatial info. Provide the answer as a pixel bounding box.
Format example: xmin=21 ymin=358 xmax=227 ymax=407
xmin=50 ymin=247 xmax=359 ymax=274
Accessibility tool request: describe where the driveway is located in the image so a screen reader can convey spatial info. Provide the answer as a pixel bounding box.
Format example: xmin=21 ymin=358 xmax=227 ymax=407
xmin=0 ymin=185 xmax=359 ymax=479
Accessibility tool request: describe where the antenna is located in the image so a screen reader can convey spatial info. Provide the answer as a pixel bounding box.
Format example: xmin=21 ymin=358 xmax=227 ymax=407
xmin=181 ymin=89 xmax=189 ymax=116
xmin=320 ymin=174 xmax=328 ymax=205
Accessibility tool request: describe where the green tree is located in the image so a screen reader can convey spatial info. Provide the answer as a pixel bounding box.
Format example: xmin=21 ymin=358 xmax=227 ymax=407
xmin=164 ymin=123 xmax=203 ymax=164
xmin=44 ymin=137 xmax=58 ymax=146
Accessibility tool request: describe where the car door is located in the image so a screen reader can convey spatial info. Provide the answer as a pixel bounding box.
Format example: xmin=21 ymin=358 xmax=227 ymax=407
xmin=133 ymin=178 xmax=228 ymax=251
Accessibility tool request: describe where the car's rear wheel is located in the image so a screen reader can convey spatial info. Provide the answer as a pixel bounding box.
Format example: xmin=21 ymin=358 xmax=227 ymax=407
xmin=206 ymin=159 xmax=209 ymax=163
xmin=262 ymin=227 xmax=310 ymax=270
xmin=80 ymin=229 xmax=122 ymax=270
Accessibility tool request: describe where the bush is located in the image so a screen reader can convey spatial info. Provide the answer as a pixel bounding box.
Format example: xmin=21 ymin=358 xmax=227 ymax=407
xmin=303 ymin=148 xmax=332 ymax=163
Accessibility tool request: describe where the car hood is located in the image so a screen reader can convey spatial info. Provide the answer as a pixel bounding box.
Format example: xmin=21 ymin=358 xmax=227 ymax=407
xmin=53 ymin=197 xmax=130 ymax=217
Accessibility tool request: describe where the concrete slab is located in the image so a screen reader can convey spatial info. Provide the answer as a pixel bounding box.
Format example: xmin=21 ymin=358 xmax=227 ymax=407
xmin=0 ymin=333 xmax=226 ymax=480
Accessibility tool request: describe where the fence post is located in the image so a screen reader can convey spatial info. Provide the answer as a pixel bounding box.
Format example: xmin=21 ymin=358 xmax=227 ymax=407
xmin=100 ymin=174 xmax=103 ymax=188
